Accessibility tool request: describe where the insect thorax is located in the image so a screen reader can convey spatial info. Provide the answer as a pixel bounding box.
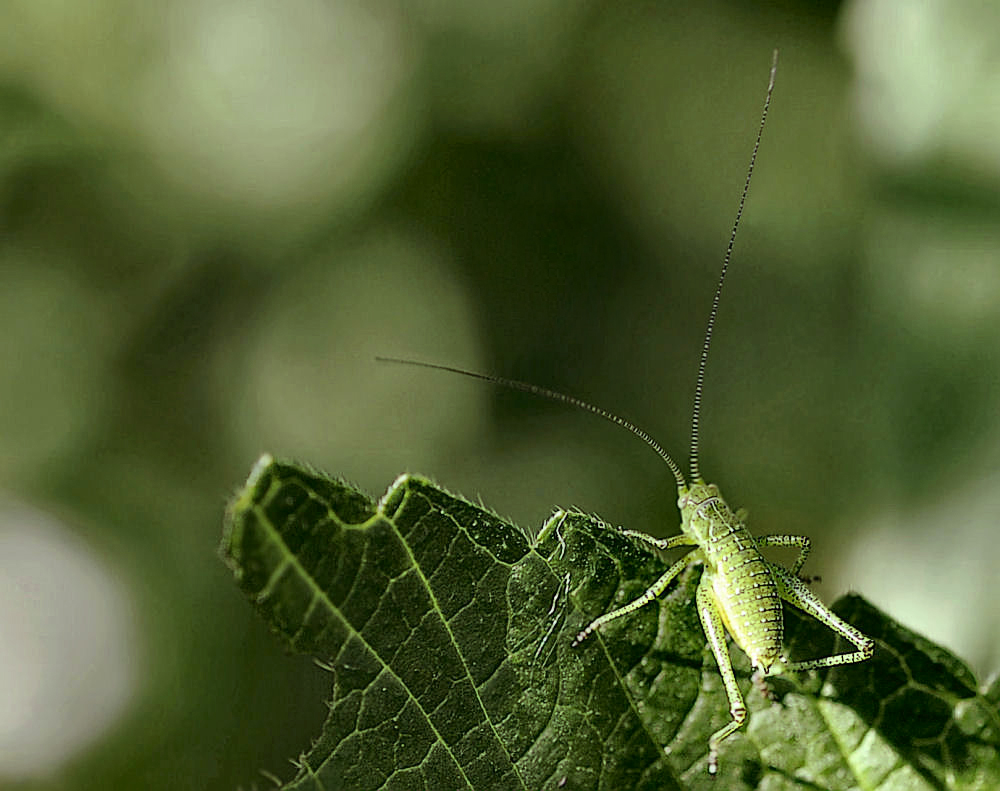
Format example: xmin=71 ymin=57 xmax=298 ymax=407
xmin=677 ymin=481 xmax=737 ymax=545
xmin=678 ymin=482 xmax=757 ymax=568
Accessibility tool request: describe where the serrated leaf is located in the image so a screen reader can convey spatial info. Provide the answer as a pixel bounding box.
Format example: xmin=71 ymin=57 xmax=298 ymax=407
xmin=221 ymin=456 xmax=1000 ymax=790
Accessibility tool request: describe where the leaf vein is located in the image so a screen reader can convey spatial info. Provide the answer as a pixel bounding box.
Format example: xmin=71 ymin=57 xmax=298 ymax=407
xmin=252 ymin=499 xmax=477 ymax=790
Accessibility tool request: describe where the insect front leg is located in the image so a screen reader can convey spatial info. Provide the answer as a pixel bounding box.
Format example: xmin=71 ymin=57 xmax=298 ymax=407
xmin=695 ymin=574 xmax=746 ymax=776
xmin=754 ymin=534 xmax=811 ymax=576
xmin=571 ymin=551 xmax=696 ymax=647
xmin=615 ymin=530 xmax=698 ymax=552
xmin=769 ymin=563 xmax=874 ymax=671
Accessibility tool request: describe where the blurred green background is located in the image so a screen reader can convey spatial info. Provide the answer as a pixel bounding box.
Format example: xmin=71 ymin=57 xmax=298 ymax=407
xmin=2 ymin=0 xmax=999 ymax=788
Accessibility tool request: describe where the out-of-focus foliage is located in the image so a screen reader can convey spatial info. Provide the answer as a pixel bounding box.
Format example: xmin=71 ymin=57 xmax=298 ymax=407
xmin=1 ymin=0 xmax=999 ymax=789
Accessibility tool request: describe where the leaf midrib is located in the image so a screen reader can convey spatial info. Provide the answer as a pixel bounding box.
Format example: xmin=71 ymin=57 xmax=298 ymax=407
xmin=251 ymin=486 xmax=479 ymax=790
xmin=385 ymin=484 xmax=530 ymax=790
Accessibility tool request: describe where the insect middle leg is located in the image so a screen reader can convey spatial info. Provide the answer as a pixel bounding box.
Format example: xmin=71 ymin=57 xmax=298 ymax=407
xmin=754 ymin=534 xmax=811 ymax=575
xmin=572 ymin=551 xmax=697 ymax=646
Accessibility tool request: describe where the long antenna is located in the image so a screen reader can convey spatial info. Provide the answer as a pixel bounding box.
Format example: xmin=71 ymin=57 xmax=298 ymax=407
xmin=376 ymin=356 xmax=688 ymax=488
xmin=688 ymin=49 xmax=778 ymax=482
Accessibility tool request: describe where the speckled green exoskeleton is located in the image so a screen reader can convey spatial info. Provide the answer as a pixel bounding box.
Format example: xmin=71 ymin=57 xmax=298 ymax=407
xmin=379 ymin=51 xmax=874 ymax=776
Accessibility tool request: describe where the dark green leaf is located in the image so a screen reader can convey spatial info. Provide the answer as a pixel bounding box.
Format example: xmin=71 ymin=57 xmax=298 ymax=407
xmin=221 ymin=456 xmax=1000 ymax=790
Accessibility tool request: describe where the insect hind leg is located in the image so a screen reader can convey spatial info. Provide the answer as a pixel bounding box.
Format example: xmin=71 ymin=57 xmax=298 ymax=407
xmin=769 ymin=563 xmax=874 ymax=671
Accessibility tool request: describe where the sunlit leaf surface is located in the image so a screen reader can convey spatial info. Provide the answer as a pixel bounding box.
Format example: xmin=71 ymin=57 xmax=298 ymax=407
xmin=222 ymin=456 xmax=1000 ymax=790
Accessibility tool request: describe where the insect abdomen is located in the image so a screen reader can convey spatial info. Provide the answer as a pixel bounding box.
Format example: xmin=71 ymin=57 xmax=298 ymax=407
xmin=707 ymin=528 xmax=783 ymax=669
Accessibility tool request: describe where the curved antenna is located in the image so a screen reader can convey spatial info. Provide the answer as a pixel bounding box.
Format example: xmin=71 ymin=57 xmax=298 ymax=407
xmin=688 ymin=49 xmax=778 ymax=482
xmin=377 ymin=356 xmax=687 ymax=489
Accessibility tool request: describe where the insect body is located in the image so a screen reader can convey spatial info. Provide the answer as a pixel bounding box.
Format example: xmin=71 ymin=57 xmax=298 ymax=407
xmin=570 ymin=478 xmax=873 ymax=773
xmin=379 ymin=50 xmax=874 ymax=775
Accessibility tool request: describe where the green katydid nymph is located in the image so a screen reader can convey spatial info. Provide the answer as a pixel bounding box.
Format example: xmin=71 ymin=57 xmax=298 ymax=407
xmin=378 ymin=50 xmax=874 ymax=776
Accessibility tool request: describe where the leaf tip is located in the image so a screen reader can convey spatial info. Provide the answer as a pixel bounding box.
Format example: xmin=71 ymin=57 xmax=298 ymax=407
xmin=220 ymin=453 xmax=278 ymax=570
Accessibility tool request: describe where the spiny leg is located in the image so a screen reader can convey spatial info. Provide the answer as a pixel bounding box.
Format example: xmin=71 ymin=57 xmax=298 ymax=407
xmin=755 ymin=534 xmax=811 ymax=576
xmin=572 ymin=551 xmax=696 ymax=647
xmin=615 ymin=530 xmax=698 ymax=552
xmin=769 ymin=563 xmax=874 ymax=670
xmin=696 ymin=575 xmax=746 ymax=776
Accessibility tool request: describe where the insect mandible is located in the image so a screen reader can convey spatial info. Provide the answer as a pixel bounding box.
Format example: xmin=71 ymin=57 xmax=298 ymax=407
xmin=379 ymin=50 xmax=874 ymax=776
